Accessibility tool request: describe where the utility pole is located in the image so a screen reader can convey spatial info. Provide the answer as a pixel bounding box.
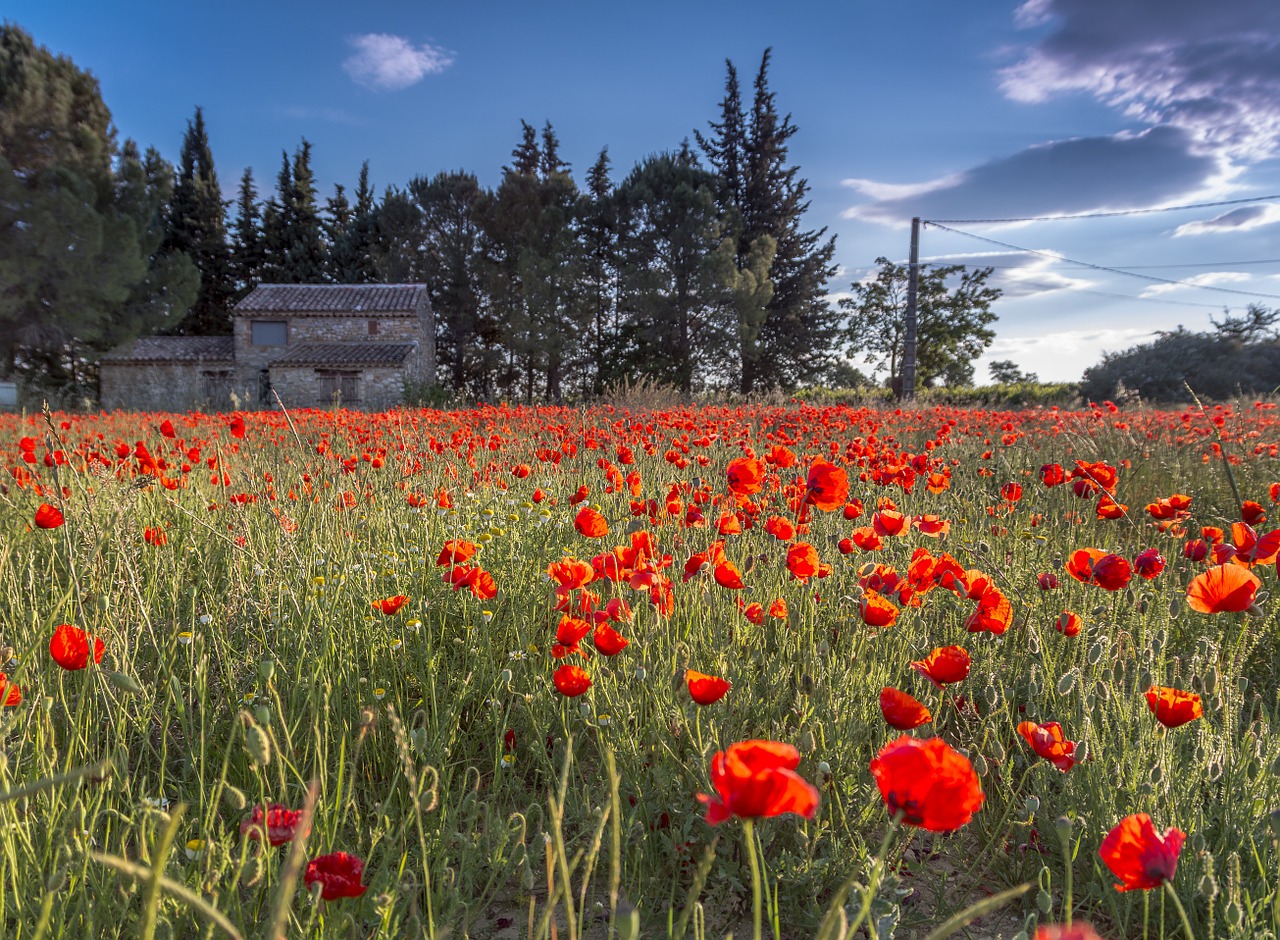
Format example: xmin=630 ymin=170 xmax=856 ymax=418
xmin=901 ymin=216 xmax=920 ymax=400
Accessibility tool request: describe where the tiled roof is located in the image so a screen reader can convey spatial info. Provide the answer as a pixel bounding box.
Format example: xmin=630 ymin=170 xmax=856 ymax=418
xmin=235 ymin=284 xmax=427 ymax=315
xmin=270 ymin=342 xmax=417 ymax=366
xmin=100 ymin=336 xmax=234 ymax=363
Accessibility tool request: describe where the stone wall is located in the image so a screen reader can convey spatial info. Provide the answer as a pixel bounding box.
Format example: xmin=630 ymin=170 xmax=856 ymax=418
xmin=269 ymin=365 xmax=407 ymax=410
xmin=100 ymin=362 xmax=241 ymax=411
xmin=233 ymin=314 xmax=428 ymax=399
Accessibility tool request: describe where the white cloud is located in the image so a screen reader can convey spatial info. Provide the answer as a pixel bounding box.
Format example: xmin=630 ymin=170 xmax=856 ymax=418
xmin=1138 ymin=271 xmax=1252 ymax=298
xmin=1173 ymin=203 xmax=1280 ymax=236
xmin=978 ymin=326 xmax=1161 ymax=382
xmin=343 ymin=33 xmax=454 ymax=91
xmin=1001 ymin=1 xmax=1280 ymax=163
xmin=841 ymin=173 xmax=964 ymax=205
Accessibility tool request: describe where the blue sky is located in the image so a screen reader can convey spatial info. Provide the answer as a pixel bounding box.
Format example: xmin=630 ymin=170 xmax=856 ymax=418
xmin=12 ymin=0 xmax=1280 ymax=383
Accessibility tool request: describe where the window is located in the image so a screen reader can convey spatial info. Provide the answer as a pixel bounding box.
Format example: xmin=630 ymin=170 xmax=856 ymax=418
xmin=251 ymin=320 xmax=288 ymax=346
xmin=368 ymin=319 xmax=379 ymax=336
xmin=317 ymin=370 xmax=360 ymax=406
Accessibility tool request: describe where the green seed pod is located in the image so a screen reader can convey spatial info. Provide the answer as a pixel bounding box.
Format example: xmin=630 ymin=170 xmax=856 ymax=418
xmin=1204 ymin=667 xmax=1219 ymax=694
xmin=108 ymin=672 xmax=143 ymax=695
xmin=1056 ymin=671 xmax=1075 ymax=696
xmin=1036 ymin=888 xmax=1053 ymax=914
xmin=244 ymin=718 xmax=271 ymax=767
xmin=971 ymin=752 xmax=988 ymax=776
xmin=258 ymin=658 xmax=276 ymax=684
xmin=991 ymin=738 xmax=1006 ymax=763
xmin=240 ymin=854 xmax=264 ymax=888
xmin=222 ymin=784 xmax=247 ymax=811
xmin=1168 ymin=597 xmax=1181 ymax=617
xmin=1025 ymin=795 xmax=1040 ymax=815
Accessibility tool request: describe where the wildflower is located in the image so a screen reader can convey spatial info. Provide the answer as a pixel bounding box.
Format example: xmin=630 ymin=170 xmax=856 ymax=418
xmin=686 ymin=669 xmax=730 ymax=705
xmin=911 ymin=645 xmax=971 ymax=688
xmin=372 ymin=595 xmax=409 ymax=616
xmin=304 ymin=851 xmax=368 ymax=900
xmin=574 ymin=506 xmax=609 ymax=538
xmin=184 ymin=838 xmax=205 ymax=860
xmin=879 ymin=687 xmax=931 ymax=730
xmin=1145 ymin=686 xmax=1203 ymax=728
xmin=1017 ymin=721 xmax=1078 ymax=772
xmin=697 ymin=740 xmax=820 ymax=825
xmin=1098 ymin=813 xmax=1185 ymax=892
xmin=805 ymin=459 xmax=849 ymax=512
xmin=34 ymin=503 xmax=65 ymax=529
xmin=859 ymin=590 xmax=899 ymax=627
xmin=0 ymin=672 xmax=21 ymax=706
xmin=726 ymin=457 xmax=766 ymax=497
xmin=1133 ymin=548 xmax=1166 ymax=579
xmin=1037 ymin=572 xmax=1059 ymax=590
xmin=553 ymin=664 xmax=591 ymax=697
xmin=1054 ymin=611 xmax=1082 ymax=637
xmin=49 ymin=624 xmax=105 ymax=671
xmin=591 ymin=623 xmax=629 ymax=656
xmin=713 ymin=560 xmax=745 ymax=590
xmin=177 ymin=631 xmax=194 ymax=646
xmin=870 ymin=736 xmax=984 ymax=832
xmin=1186 ymin=564 xmax=1260 ymax=613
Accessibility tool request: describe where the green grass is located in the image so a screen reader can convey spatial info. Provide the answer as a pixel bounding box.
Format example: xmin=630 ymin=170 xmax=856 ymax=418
xmin=0 ymin=401 xmax=1278 ymax=938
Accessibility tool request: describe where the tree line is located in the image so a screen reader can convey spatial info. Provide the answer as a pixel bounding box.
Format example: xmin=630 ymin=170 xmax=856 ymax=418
xmin=1 ymin=23 xmax=1007 ymax=403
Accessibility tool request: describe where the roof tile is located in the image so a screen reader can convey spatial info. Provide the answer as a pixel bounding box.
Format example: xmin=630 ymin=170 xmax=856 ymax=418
xmin=100 ymin=336 xmax=234 ymax=363
xmin=235 ymin=284 xmax=427 ymax=315
xmin=270 ymin=342 xmax=417 ymax=366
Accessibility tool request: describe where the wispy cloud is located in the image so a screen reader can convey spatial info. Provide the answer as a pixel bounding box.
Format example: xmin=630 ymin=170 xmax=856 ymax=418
xmin=843 ymin=127 xmax=1226 ymax=227
xmin=343 ymin=33 xmax=454 ymax=91
xmin=1173 ymin=203 xmax=1280 ymax=236
xmin=1001 ymin=0 xmax=1280 ymax=163
xmin=1138 ymin=271 xmax=1252 ymax=298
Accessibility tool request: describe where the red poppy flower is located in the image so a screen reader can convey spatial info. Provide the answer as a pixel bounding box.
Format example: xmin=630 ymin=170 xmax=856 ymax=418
xmin=437 ymin=539 xmax=478 ymax=567
xmin=1039 ymin=463 xmax=1066 ymax=487
xmin=1186 ymin=564 xmax=1260 ymax=613
xmin=870 ymin=736 xmax=984 ymax=832
xmin=1182 ymin=538 xmax=1209 ymax=562
xmin=553 ymin=615 xmax=592 ymax=658
xmin=0 ymin=672 xmax=21 ymax=706
xmin=859 ymin=590 xmax=899 ymax=628
xmin=49 ymin=624 xmax=105 ymax=671
xmin=911 ymin=646 xmax=971 ymax=687
xmin=1065 ymin=548 xmax=1105 ymax=583
xmin=713 ymin=560 xmax=745 ymax=590
xmin=1000 ymin=482 xmax=1023 ymax=502
xmin=1017 ymin=720 xmax=1078 ymax=772
xmin=553 ymin=664 xmax=591 ymax=697
xmin=591 ymin=624 xmax=629 ymax=656
xmin=159 ymin=418 xmax=176 ymax=439
xmin=143 ymin=526 xmax=168 ymax=547
xmin=879 ymin=687 xmax=931 ymax=730
xmin=872 ymin=510 xmax=909 ymax=537
xmin=1034 ymin=926 xmax=1106 ymax=940
xmin=768 ymin=597 xmax=788 ymax=620
xmin=304 ymin=851 xmax=368 ymax=900
xmin=1098 ymin=813 xmax=1185 ymax=892
xmin=965 ymin=586 xmax=1012 ymax=635
xmin=1054 ymin=611 xmax=1082 ymax=637
xmin=372 ymin=595 xmax=409 ymax=616
xmin=1242 ymin=500 xmax=1267 ymax=526
xmin=763 ymin=515 xmax=796 ymax=541
xmin=805 ymin=459 xmax=849 ymax=512
xmin=1091 ymin=554 xmax=1132 ymax=591
xmin=574 ymin=506 xmax=609 ymax=538
xmin=1145 ymin=686 xmax=1203 ymax=728
xmin=697 ymin=740 xmax=820 ymax=825
xmin=229 ymin=415 xmax=246 ymax=439
xmin=850 ymin=527 xmax=884 ymax=551
xmin=241 ymin=803 xmax=310 ymax=846
xmin=1133 ymin=548 xmax=1166 ymax=579
xmin=741 ymin=602 xmax=765 ymax=624
xmin=785 ymin=542 xmax=820 ymax=581
xmin=686 ymin=669 xmax=730 ymax=705
xmin=726 ymin=457 xmax=766 ymax=497
xmin=547 ymin=556 xmax=594 ymax=590
xmin=34 ymin=503 xmax=64 ymax=529
xmin=1037 ymin=572 xmax=1059 ymax=590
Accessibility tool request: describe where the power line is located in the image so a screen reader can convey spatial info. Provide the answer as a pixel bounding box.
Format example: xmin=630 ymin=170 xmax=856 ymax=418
xmin=924 ymin=194 xmax=1280 ymax=225
xmin=924 ymin=222 xmax=1280 ymax=302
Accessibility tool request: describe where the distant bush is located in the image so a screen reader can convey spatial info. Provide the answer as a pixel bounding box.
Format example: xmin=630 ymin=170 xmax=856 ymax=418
xmin=1080 ymin=306 xmax=1280 ymax=404
xmin=794 ymin=382 xmax=1080 ymax=409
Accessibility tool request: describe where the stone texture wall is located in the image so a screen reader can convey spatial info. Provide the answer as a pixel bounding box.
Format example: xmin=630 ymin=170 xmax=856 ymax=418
xmin=100 ymin=362 xmax=241 ymax=411
xmin=233 ymin=314 xmax=429 ymax=399
xmin=269 ymin=365 xmax=407 ymax=410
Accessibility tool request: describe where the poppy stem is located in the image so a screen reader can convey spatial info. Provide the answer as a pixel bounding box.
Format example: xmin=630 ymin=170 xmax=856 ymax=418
xmin=1165 ymin=881 xmax=1197 ymax=940
xmin=743 ymin=819 xmax=764 ymax=940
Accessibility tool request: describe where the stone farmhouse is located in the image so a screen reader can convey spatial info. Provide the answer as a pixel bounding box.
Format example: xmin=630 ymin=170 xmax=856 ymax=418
xmin=99 ymin=284 xmax=435 ymax=411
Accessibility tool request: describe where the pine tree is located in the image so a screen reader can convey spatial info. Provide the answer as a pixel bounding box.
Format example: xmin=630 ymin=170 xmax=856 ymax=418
xmin=286 ymin=139 xmax=327 ymax=281
xmin=336 ymin=161 xmax=381 ymax=282
xmin=579 ymin=147 xmax=619 ymax=394
xmin=411 ymin=170 xmax=490 ymax=393
xmin=230 ymin=167 xmax=264 ymax=295
xmin=698 ymin=49 xmax=838 ymax=392
xmin=260 ymin=150 xmax=292 ymax=282
xmin=164 ymin=106 xmax=235 ymax=333
xmin=615 ymin=144 xmax=730 ymax=395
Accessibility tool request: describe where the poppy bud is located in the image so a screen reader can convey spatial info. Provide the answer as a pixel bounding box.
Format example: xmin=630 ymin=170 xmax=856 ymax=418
xmin=1054 ymin=816 xmax=1072 ymax=839
xmin=499 ymin=669 xmax=513 ymax=684
xmin=108 ymin=672 xmax=143 ymax=695
xmin=244 ymin=716 xmax=271 ymax=767
xmin=241 ymin=855 xmax=264 ymax=888
xmin=259 ymin=658 xmax=276 ymax=683
xmin=223 ymin=784 xmax=247 ymax=811
xmin=1025 ymin=795 xmax=1040 ymax=815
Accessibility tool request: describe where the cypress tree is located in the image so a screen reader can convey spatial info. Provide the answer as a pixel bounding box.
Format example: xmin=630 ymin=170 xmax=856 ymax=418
xmin=259 ymin=150 xmax=292 ymax=282
xmin=230 ymin=167 xmax=264 ymax=295
xmin=699 ymin=49 xmax=838 ymax=392
xmin=580 ymin=147 xmax=619 ymax=394
xmin=286 ymin=139 xmax=327 ymax=281
xmin=165 ymin=106 xmax=234 ymax=333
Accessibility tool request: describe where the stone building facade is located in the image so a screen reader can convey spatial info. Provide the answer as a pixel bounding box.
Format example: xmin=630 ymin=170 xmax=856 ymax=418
xmin=99 ymin=284 xmax=435 ymax=411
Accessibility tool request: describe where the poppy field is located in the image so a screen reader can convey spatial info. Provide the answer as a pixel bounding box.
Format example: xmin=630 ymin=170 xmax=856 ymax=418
xmin=5 ymin=400 xmax=1280 ymax=939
